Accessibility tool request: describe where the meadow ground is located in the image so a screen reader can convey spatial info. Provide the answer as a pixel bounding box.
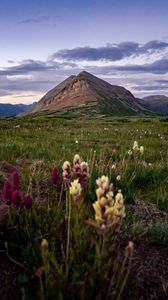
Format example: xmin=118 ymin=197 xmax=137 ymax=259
xmin=0 ymin=116 xmax=168 ymax=299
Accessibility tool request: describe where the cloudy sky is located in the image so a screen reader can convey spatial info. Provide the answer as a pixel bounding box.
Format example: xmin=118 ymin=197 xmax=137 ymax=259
xmin=0 ymin=0 xmax=168 ymax=104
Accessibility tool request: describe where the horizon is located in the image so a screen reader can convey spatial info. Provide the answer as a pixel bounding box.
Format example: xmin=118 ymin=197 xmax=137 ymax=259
xmin=0 ymin=0 xmax=168 ymax=104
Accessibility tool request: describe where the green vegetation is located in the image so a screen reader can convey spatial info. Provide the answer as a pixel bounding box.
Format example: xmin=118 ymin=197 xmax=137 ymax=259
xmin=0 ymin=116 xmax=168 ymax=299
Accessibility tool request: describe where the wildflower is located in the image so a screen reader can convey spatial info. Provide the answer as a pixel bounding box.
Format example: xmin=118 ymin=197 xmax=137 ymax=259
xmin=11 ymin=190 xmax=22 ymax=207
xmin=132 ymin=141 xmax=139 ymax=152
xmin=139 ymin=146 xmax=144 ymax=155
xmin=111 ymin=164 xmax=116 ymax=169
xmin=114 ymin=190 xmax=125 ymax=218
xmin=24 ymin=194 xmax=33 ymax=209
xmin=93 ymin=201 xmax=104 ymax=222
xmin=96 ymin=175 xmax=109 ymax=190
xmin=73 ymin=154 xmax=81 ymax=165
xmin=72 ymin=154 xmax=89 ymax=188
xmin=75 ymin=140 xmax=79 ymax=144
xmin=93 ymin=176 xmax=125 ymax=228
xmin=70 ymin=179 xmax=82 ymax=201
xmin=2 ymin=181 xmax=12 ymax=204
xmin=125 ymin=241 xmax=134 ymax=257
xmin=96 ymin=187 xmax=104 ymax=200
xmin=41 ymin=239 xmax=49 ymax=253
xmin=72 ymin=154 xmax=81 ymax=179
xmin=12 ymin=171 xmax=21 ymax=191
xmin=80 ymin=161 xmax=89 ymax=186
xmin=127 ymin=150 xmax=132 ymax=156
xmin=62 ymin=154 xmax=89 ymax=189
xmin=51 ymin=166 xmax=59 ymax=185
xmin=116 ymin=175 xmax=121 ymax=181
xmin=62 ymin=161 xmax=71 ymax=185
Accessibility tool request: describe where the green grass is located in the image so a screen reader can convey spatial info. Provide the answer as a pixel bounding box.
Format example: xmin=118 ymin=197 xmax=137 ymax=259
xmin=0 ymin=115 xmax=168 ymax=299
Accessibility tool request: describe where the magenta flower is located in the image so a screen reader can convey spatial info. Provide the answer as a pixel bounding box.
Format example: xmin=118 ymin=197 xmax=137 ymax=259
xmin=12 ymin=171 xmax=21 ymax=191
xmin=51 ymin=166 xmax=59 ymax=185
xmin=11 ymin=190 xmax=22 ymax=207
xmin=24 ymin=194 xmax=33 ymax=209
xmin=2 ymin=180 xmax=12 ymax=204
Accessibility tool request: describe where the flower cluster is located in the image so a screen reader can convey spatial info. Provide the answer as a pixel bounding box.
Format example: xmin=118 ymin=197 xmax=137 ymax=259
xmin=93 ymin=176 xmax=125 ymax=228
xmin=51 ymin=166 xmax=59 ymax=185
xmin=62 ymin=161 xmax=71 ymax=185
xmin=132 ymin=141 xmax=144 ymax=154
xmin=2 ymin=171 xmax=33 ymax=209
xmin=62 ymin=154 xmax=89 ymax=188
xmin=69 ymin=179 xmax=82 ymax=201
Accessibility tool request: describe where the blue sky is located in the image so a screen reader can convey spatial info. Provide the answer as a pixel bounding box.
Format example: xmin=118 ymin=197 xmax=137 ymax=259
xmin=0 ymin=0 xmax=168 ymax=103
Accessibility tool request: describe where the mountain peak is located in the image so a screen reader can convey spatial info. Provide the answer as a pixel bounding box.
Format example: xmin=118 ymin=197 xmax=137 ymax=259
xmin=77 ymin=70 xmax=92 ymax=77
xmin=23 ymin=71 xmax=148 ymax=116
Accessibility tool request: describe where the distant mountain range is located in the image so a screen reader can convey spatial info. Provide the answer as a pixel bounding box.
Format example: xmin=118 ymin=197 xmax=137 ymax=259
xmin=141 ymin=95 xmax=168 ymax=115
xmin=22 ymin=71 xmax=150 ymax=117
xmin=0 ymin=103 xmax=32 ymax=117
xmin=1 ymin=72 xmax=168 ymax=117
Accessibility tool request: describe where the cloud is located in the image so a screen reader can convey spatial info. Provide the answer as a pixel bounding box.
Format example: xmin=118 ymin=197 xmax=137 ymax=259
xmin=0 ymin=59 xmax=77 ymax=76
xmin=51 ymin=40 xmax=168 ymax=62
xmin=133 ymin=85 xmax=168 ymax=91
xmin=143 ymin=40 xmax=168 ymax=51
xmin=18 ymin=16 xmax=50 ymax=24
xmin=18 ymin=15 xmax=61 ymax=24
xmin=0 ymin=89 xmax=12 ymax=97
xmin=109 ymin=59 xmax=168 ymax=74
xmin=155 ymin=79 xmax=168 ymax=84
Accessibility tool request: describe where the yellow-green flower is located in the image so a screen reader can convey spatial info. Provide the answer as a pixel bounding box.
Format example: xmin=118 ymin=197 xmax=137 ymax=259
xmin=133 ymin=141 xmax=139 ymax=152
xmin=70 ymin=179 xmax=82 ymax=198
xmin=139 ymin=146 xmax=144 ymax=155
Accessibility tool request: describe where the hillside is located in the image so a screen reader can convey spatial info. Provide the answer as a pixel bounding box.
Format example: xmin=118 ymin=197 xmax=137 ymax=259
xmin=142 ymin=95 xmax=168 ymax=115
xmin=23 ymin=71 xmax=150 ymax=117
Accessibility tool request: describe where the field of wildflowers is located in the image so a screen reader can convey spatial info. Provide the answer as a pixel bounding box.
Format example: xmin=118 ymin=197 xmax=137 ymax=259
xmin=0 ymin=116 xmax=168 ymax=299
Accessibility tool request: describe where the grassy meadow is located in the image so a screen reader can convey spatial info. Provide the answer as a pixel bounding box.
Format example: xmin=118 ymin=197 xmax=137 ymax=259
xmin=0 ymin=115 xmax=168 ymax=299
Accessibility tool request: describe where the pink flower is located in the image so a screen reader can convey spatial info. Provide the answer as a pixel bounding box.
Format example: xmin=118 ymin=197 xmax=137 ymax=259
xmin=12 ymin=171 xmax=21 ymax=191
xmin=2 ymin=180 xmax=12 ymax=204
xmin=11 ymin=190 xmax=22 ymax=207
xmin=24 ymin=195 xmax=33 ymax=209
xmin=51 ymin=166 xmax=59 ymax=185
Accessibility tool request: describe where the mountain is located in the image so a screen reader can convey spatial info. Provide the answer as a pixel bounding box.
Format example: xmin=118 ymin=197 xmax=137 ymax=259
xmin=142 ymin=95 xmax=168 ymax=115
xmin=23 ymin=71 xmax=150 ymax=117
xmin=0 ymin=103 xmax=32 ymax=117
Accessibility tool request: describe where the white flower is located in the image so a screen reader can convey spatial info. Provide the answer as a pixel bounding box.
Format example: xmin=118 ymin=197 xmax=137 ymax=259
xmin=127 ymin=150 xmax=132 ymax=156
xmin=111 ymin=164 xmax=116 ymax=169
xmin=62 ymin=161 xmax=71 ymax=170
xmin=80 ymin=161 xmax=89 ymax=172
xmin=75 ymin=140 xmax=79 ymax=144
xmin=115 ymin=191 xmax=124 ymax=208
xmin=133 ymin=141 xmax=139 ymax=152
xmin=96 ymin=175 xmax=109 ymax=190
xmin=139 ymin=146 xmax=144 ymax=155
xmin=73 ymin=154 xmax=81 ymax=164
xmin=116 ymin=175 xmax=121 ymax=181
xmin=70 ymin=179 xmax=82 ymax=197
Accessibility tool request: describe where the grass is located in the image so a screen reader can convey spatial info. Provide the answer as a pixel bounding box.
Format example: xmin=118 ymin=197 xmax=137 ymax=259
xmin=0 ymin=115 xmax=168 ymax=299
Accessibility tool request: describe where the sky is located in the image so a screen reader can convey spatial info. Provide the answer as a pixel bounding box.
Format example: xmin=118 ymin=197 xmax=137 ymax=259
xmin=0 ymin=0 xmax=168 ymax=104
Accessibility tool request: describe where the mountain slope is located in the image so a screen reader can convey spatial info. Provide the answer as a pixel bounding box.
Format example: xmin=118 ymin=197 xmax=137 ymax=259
xmin=142 ymin=95 xmax=168 ymax=115
xmin=0 ymin=103 xmax=32 ymax=117
xmin=23 ymin=71 xmax=150 ymax=117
